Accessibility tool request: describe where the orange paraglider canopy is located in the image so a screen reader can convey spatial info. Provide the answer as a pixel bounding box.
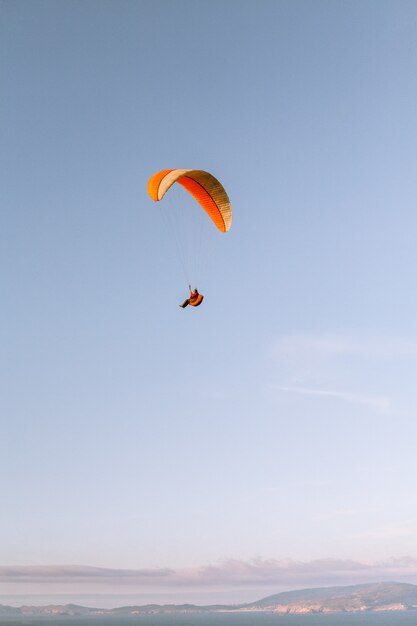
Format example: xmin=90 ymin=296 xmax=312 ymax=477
xmin=147 ymin=169 xmax=232 ymax=233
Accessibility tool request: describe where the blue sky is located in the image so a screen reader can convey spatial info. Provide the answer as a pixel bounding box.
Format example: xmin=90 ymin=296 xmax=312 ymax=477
xmin=1 ymin=0 xmax=417 ymax=607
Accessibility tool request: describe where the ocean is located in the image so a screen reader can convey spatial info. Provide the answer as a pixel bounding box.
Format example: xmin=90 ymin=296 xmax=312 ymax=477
xmin=2 ymin=612 xmax=417 ymax=626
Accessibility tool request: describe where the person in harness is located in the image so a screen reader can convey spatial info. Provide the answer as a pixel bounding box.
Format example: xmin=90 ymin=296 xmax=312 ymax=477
xmin=179 ymin=286 xmax=204 ymax=308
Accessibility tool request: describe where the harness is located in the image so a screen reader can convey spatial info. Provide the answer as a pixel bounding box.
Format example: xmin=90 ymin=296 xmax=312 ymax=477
xmin=189 ymin=294 xmax=204 ymax=307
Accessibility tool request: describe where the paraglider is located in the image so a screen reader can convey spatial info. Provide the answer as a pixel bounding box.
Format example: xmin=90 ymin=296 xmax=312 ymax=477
xmin=147 ymin=169 xmax=232 ymax=308
xmin=179 ymin=286 xmax=204 ymax=309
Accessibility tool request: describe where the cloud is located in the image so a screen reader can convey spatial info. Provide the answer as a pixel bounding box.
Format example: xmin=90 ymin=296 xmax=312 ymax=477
xmin=0 ymin=565 xmax=174 ymax=583
xmin=354 ymin=520 xmax=417 ymax=542
xmin=3 ymin=557 xmax=417 ymax=592
xmin=277 ymin=385 xmax=390 ymax=413
xmin=312 ymin=508 xmax=358 ymax=522
xmin=269 ymin=331 xmax=417 ymax=414
xmin=273 ymin=333 xmax=417 ymax=361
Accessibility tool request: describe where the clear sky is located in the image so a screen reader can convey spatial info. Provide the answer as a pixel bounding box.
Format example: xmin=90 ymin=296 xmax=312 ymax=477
xmin=2 ymin=0 xmax=417 ymax=608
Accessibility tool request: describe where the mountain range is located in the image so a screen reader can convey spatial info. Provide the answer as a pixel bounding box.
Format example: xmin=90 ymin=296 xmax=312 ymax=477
xmin=1 ymin=582 xmax=417 ymax=617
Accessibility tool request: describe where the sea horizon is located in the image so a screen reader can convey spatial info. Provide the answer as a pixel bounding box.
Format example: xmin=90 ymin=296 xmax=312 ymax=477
xmin=2 ymin=610 xmax=417 ymax=626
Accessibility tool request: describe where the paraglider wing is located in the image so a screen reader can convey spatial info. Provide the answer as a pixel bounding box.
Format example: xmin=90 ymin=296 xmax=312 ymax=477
xmin=147 ymin=169 xmax=232 ymax=232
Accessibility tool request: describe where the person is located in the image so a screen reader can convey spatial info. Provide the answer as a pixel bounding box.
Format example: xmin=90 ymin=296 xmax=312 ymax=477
xmin=179 ymin=286 xmax=204 ymax=308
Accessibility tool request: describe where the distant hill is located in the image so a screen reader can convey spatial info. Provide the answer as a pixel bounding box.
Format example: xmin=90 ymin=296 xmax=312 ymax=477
xmin=1 ymin=582 xmax=417 ymax=617
xmin=245 ymin=582 xmax=417 ymax=614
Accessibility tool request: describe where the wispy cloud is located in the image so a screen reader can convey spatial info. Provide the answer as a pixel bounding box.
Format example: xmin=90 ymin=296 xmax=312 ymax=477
xmin=354 ymin=519 xmax=417 ymax=542
xmin=273 ymin=333 xmax=417 ymax=361
xmin=312 ymin=508 xmax=358 ymax=522
xmin=277 ymin=385 xmax=390 ymax=413
xmin=0 ymin=565 xmax=174 ymax=583
xmin=269 ymin=331 xmax=417 ymax=414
